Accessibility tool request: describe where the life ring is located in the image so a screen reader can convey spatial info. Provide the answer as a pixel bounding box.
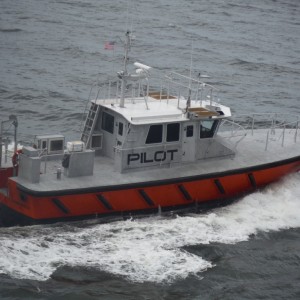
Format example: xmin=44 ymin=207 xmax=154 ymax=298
xmin=12 ymin=149 xmax=23 ymax=167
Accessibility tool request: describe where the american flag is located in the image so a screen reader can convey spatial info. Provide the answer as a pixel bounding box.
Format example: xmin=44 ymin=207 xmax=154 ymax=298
xmin=104 ymin=41 xmax=115 ymax=50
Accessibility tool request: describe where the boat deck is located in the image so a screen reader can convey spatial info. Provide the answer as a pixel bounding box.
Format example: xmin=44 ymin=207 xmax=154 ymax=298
xmin=10 ymin=128 xmax=300 ymax=193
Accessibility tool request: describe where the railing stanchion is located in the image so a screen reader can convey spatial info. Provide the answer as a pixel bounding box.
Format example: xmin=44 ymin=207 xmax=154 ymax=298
xmin=116 ymin=80 xmax=119 ymax=102
xmin=295 ymin=119 xmax=299 ymax=143
xmin=4 ymin=138 xmax=8 ymax=163
xmin=44 ymin=154 xmax=47 ymax=174
xmin=108 ymin=81 xmax=111 ymax=100
xmin=282 ymin=125 xmax=285 ymax=147
xmin=265 ymin=131 xmax=269 ymax=151
xmin=271 ymin=114 xmax=275 ymax=134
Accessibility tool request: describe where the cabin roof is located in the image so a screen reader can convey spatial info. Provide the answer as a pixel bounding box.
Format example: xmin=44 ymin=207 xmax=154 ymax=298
xmin=92 ymin=97 xmax=231 ymax=125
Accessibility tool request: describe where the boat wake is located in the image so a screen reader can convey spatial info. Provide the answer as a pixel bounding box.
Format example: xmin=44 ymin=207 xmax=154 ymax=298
xmin=0 ymin=173 xmax=299 ymax=283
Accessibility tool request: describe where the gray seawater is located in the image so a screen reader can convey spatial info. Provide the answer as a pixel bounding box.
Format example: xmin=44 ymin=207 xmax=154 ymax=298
xmin=0 ymin=0 xmax=300 ymax=299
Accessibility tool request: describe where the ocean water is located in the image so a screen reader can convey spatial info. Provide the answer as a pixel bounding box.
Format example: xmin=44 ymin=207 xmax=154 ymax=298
xmin=0 ymin=0 xmax=300 ymax=299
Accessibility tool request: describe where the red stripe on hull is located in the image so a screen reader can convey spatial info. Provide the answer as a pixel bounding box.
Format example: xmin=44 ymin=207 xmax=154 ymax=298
xmin=1 ymin=160 xmax=300 ymax=226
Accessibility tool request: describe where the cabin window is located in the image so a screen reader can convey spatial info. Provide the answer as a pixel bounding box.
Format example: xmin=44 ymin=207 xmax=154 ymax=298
xmin=91 ymin=134 xmax=103 ymax=149
xmin=186 ymin=125 xmax=194 ymax=137
xmin=38 ymin=140 xmax=47 ymax=149
xmin=146 ymin=124 xmax=163 ymax=144
xmin=200 ymin=120 xmax=219 ymax=139
xmin=167 ymin=123 xmax=180 ymax=142
xmin=50 ymin=140 xmax=64 ymax=152
xmin=101 ymin=112 xmax=114 ymax=134
xmin=118 ymin=122 xmax=124 ymax=136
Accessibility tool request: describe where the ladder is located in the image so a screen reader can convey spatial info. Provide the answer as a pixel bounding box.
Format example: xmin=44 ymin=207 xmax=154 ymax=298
xmin=81 ymin=102 xmax=100 ymax=148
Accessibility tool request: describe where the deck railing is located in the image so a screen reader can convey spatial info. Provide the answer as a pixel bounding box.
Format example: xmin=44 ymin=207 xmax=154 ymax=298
xmin=228 ymin=113 xmax=299 ymax=150
xmin=217 ymin=119 xmax=247 ymax=149
xmin=83 ymin=70 xmax=219 ymax=108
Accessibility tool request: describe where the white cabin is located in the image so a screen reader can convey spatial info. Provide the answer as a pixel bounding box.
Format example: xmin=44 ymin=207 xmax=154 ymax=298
xmin=80 ymin=81 xmax=233 ymax=173
xmin=79 ymin=31 xmax=234 ymax=173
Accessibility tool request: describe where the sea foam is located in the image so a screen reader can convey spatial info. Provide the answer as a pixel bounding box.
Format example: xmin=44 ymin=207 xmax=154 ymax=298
xmin=0 ymin=173 xmax=299 ymax=283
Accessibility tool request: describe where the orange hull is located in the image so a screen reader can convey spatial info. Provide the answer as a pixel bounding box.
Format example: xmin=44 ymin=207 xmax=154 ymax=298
xmin=0 ymin=167 xmax=14 ymax=188
xmin=1 ymin=158 xmax=300 ymax=226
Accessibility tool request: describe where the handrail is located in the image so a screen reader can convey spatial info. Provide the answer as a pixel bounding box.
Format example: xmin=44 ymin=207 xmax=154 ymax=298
xmin=229 ymin=113 xmax=299 ymax=149
xmin=83 ymin=66 xmax=219 ymax=107
xmin=233 ymin=113 xmax=300 ymax=134
xmin=166 ymin=71 xmax=218 ymax=91
xmin=217 ymin=119 xmax=247 ymax=149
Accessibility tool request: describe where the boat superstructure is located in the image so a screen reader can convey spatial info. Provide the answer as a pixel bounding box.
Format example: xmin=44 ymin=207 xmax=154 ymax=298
xmin=0 ymin=32 xmax=300 ymax=226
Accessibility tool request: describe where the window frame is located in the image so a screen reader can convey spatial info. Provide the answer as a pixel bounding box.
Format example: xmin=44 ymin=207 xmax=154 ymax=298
xmin=186 ymin=125 xmax=194 ymax=137
xmin=166 ymin=123 xmax=180 ymax=143
xmin=145 ymin=124 xmax=163 ymax=144
xmin=50 ymin=140 xmax=64 ymax=152
xmin=199 ymin=120 xmax=219 ymax=139
xmin=118 ymin=122 xmax=124 ymax=136
xmin=101 ymin=111 xmax=115 ymax=134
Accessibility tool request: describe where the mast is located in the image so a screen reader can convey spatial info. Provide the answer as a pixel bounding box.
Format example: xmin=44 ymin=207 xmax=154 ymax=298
xmin=119 ymin=31 xmax=131 ymax=108
xmin=186 ymin=41 xmax=194 ymax=112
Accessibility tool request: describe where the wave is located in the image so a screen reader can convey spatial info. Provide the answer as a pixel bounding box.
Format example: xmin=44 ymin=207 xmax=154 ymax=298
xmin=0 ymin=173 xmax=299 ymax=283
xmin=15 ymin=109 xmax=37 ymax=115
xmin=229 ymin=59 xmax=300 ymax=74
xmin=0 ymin=28 xmax=22 ymax=33
xmin=37 ymin=19 xmax=63 ymax=25
xmin=65 ymin=112 xmax=84 ymax=119
xmin=0 ymin=88 xmax=8 ymax=94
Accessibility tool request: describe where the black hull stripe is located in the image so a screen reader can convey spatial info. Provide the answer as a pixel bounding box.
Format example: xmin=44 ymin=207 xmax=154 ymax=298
xmin=0 ymin=196 xmax=237 ymax=227
xmin=214 ymin=179 xmax=225 ymax=195
xmin=178 ymin=184 xmax=192 ymax=201
xmin=248 ymin=173 xmax=257 ymax=188
xmin=138 ymin=189 xmax=154 ymax=207
xmin=96 ymin=194 xmax=113 ymax=210
xmin=52 ymin=198 xmax=69 ymax=214
xmin=16 ymin=155 xmax=300 ymax=197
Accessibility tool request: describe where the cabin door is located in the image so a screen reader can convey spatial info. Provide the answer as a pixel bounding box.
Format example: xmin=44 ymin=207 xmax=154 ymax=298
xmin=182 ymin=122 xmax=196 ymax=162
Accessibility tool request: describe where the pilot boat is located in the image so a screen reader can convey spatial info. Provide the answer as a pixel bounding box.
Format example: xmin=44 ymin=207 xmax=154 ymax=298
xmin=1 ymin=32 xmax=300 ymax=227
